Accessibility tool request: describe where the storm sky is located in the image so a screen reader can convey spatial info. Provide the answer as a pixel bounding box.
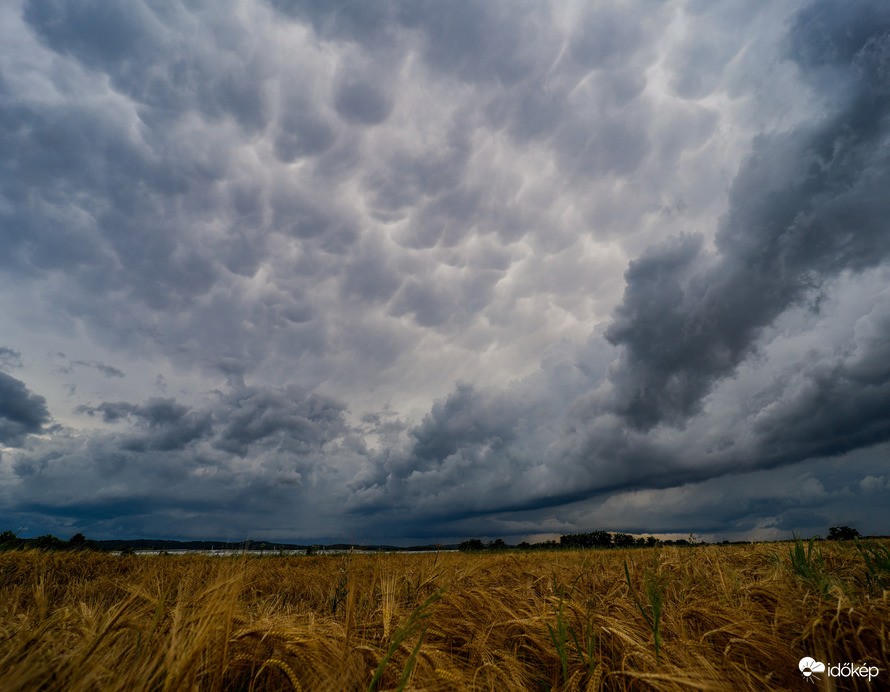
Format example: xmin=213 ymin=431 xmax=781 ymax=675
xmin=2 ymin=0 xmax=889 ymax=544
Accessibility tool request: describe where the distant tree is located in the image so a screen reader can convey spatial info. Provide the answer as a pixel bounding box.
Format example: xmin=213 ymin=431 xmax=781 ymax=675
xmin=591 ymin=530 xmax=612 ymax=547
xmin=560 ymin=533 xmax=588 ymax=549
xmin=458 ymin=539 xmax=484 ymax=552
xmin=828 ymin=526 xmax=860 ymax=541
xmin=0 ymin=530 xmax=22 ymax=550
xmin=645 ymin=536 xmax=658 ymax=548
xmin=560 ymin=530 xmax=615 ymax=549
xmin=67 ymin=533 xmax=99 ymax=551
xmin=33 ymin=534 xmax=68 ymax=551
xmin=613 ymin=533 xmax=635 ymax=547
xmin=517 ymin=541 xmax=531 ymax=550
xmin=487 ymin=538 xmax=507 ymax=551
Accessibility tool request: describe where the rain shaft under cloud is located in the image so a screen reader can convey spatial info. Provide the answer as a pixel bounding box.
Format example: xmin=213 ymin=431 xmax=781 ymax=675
xmin=1 ymin=0 xmax=889 ymax=544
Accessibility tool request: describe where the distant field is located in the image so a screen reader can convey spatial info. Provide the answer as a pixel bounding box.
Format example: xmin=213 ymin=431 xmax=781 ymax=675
xmin=1 ymin=541 xmax=887 ymax=690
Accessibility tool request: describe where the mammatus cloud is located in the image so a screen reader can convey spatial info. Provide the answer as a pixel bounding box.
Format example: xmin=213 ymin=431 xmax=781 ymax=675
xmin=1 ymin=0 xmax=888 ymax=542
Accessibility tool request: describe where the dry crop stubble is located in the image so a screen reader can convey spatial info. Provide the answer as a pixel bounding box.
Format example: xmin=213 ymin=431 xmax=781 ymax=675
xmin=0 ymin=542 xmax=887 ymax=690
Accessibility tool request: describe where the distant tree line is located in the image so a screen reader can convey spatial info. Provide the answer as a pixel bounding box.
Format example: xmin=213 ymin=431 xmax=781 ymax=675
xmin=0 ymin=530 xmax=100 ymax=552
xmin=559 ymin=531 xmax=660 ymax=549
xmin=2 ymin=525 xmax=865 ymax=554
xmin=827 ymin=526 xmax=860 ymax=541
xmin=458 ymin=531 xmax=661 ymax=552
xmin=457 ymin=526 xmax=868 ymax=552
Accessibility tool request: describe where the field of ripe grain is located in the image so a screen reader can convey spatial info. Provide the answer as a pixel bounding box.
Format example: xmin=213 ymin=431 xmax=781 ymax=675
xmin=1 ymin=541 xmax=888 ymax=690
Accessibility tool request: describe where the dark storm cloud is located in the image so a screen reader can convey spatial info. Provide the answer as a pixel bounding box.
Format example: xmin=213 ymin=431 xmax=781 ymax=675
xmin=122 ymin=398 xmax=213 ymax=452
xmin=72 ymin=388 xmax=348 ymax=459
xmin=604 ymin=0 xmax=890 ymax=430
xmin=215 ymin=385 xmax=350 ymax=457
xmin=76 ymin=397 xmax=212 ymax=451
xmin=0 ymin=371 xmax=50 ymax=446
xmin=331 ymin=1 xmax=890 ymax=537
xmin=409 ymin=384 xmax=518 ymax=465
xmin=5 ymin=380 xmax=365 ymax=539
xmin=75 ymin=401 xmax=135 ymax=423
xmin=750 ymin=302 xmax=890 ymax=466
xmin=4 ymin=0 xmax=889 ymax=544
xmin=348 ymin=341 xmax=611 ymax=521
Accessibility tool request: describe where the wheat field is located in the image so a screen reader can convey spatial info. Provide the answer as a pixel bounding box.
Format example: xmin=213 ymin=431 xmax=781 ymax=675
xmin=0 ymin=541 xmax=887 ymax=690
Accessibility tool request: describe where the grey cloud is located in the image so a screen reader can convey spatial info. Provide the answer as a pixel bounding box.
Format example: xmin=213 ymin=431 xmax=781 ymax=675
xmin=477 ymin=2 xmax=662 ymax=180
xmin=131 ymin=398 xmax=193 ymax=428
xmin=604 ymin=2 xmax=890 ymax=430
xmin=404 ymin=186 xmax=483 ymax=249
xmin=664 ymin=0 xmax=770 ymax=101
xmin=93 ymin=363 xmax=125 ymax=378
xmin=273 ymin=101 xmax=338 ymax=162
xmin=603 ymin=233 xmax=709 ymax=428
xmin=750 ymin=308 xmax=890 ymax=466
xmin=339 ymin=232 xmax=402 ymax=303
xmin=363 ymin=117 xmax=474 ymax=218
xmin=568 ymin=3 xmax=648 ymax=70
xmin=0 ymin=371 xmax=50 ymax=446
xmin=24 ymin=0 xmax=272 ymax=133
xmin=75 ymin=398 xmax=212 ymax=451
xmin=215 ymin=385 xmax=349 ymax=457
xmin=409 ymin=384 xmax=517 ymax=465
xmin=334 ymin=78 xmax=393 ymax=126
xmin=268 ymin=0 xmax=551 ymax=94
xmin=397 ymin=0 xmax=547 ymax=86
xmin=123 ymin=401 xmax=213 ymax=453
xmin=555 ymin=106 xmax=652 ymax=180
xmin=22 ymin=0 xmax=162 ymax=68
xmin=71 ymin=360 xmax=125 ymax=379
xmin=270 ymin=182 xmax=339 ymax=241
xmin=6 ymin=0 xmax=890 ymax=544
xmin=266 ymin=0 xmax=400 ymax=49
xmin=349 ymin=341 xmax=611 ymax=519
xmin=5 ymin=381 xmax=365 ymax=538
xmin=387 ymin=264 xmax=504 ymax=330
xmin=76 ymin=401 xmax=136 ymax=423
xmin=511 ymin=463 xmax=841 ymax=539
xmin=0 ymin=347 xmax=23 ymax=370
xmin=788 ymin=0 xmax=890 ymax=73
xmin=1 ymin=87 xmax=220 ymax=315
xmin=668 ymin=36 xmax=737 ymax=100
